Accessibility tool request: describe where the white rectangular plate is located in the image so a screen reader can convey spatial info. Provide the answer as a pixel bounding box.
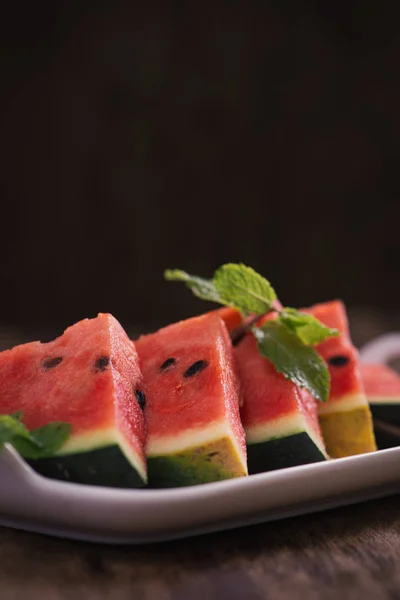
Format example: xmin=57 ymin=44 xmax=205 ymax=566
xmin=0 ymin=444 xmax=399 ymax=544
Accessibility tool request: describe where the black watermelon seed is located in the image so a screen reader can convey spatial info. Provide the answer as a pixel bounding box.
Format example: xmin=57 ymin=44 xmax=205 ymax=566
xmin=184 ymin=360 xmax=209 ymax=378
xmin=42 ymin=356 xmax=63 ymax=371
xmin=135 ymin=389 xmax=146 ymax=410
xmin=328 ymin=355 xmax=350 ymax=367
xmin=160 ymin=357 xmax=176 ymax=371
xmin=94 ymin=356 xmax=110 ymax=372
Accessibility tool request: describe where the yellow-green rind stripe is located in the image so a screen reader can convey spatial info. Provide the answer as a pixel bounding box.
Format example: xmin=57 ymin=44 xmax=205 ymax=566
xmin=147 ymin=435 xmax=247 ymax=488
xmin=319 ymin=406 xmax=377 ymax=458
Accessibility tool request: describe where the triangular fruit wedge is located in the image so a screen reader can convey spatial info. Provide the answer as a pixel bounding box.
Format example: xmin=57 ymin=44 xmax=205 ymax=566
xmin=361 ymin=363 xmax=400 ymax=424
xmin=303 ymin=300 xmax=376 ymax=458
xmin=136 ymin=313 xmax=247 ymax=487
xmin=235 ymin=330 xmax=328 ymax=474
xmin=360 ymin=362 xmax=400 ymax=449
xmin=0 ymin=313 xmax=147 ymax=487
xmin=211 ymin=307 xmax=242 ymax=332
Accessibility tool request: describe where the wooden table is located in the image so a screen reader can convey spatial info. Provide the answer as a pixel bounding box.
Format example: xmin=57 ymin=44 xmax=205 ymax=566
xmin=1 ymin=494 xmax=400 ymax=599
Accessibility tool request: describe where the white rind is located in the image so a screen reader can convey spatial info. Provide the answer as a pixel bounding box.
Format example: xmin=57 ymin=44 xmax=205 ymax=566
xmin=245 ymin=414 xmax=307 ymax=444
xmin=300 ymin=425 xmax=328 ymax=458
xmin=317 ymin=393 xmax=370 ymax=415
xmin=368 ymin=396 xmax=400 ymax=405
xmin=57 ymin=428 xmax=116 ymax=454
xmin=245 ymin=414 xmax=328 ymax=459
xmin=147 ymin=421 xmax=247 ymax=469
xmin=117 ymin=432 xmax=147 ymax=482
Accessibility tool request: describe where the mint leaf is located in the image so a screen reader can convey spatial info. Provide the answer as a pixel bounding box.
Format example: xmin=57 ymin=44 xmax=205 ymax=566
xmin=213 ymin=263 xmax=277 ymax=316
xmin=10 ymin=411 xmax=23 ymax=421
xmin=164 ymin=263 xmax=277 ymax=316
xmin=163 ymin=263 xmax=332 ymax=402
xmin=0 ymin=414 xmax=27 ymax=444
xmin=0 ymin=413 xmax=71 ymax=459
xmin=164 ymin=269 xmax=222 ymax=304
xmin=30 ymin=423 xmax=72 ymax=455
xmin=279 ymin=308 xmax=339 ymax=346
xmin=253 ymin=321 xmax=330 ymax=402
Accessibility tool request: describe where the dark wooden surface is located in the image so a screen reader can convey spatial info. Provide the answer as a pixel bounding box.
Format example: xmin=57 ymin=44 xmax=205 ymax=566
xmin=1 ymin=494 xmax=400 ymax=599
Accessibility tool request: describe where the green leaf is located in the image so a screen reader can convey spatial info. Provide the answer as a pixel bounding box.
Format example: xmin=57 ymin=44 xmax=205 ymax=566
xmin=253 ymin=321 xmax=330 ymax=402
xmin=164 ymin=269 xmax=223 ymax=304
xmin=10 ymin=411 xmax=23 ymax=421
xmin=213 ymin=263 xmax=277 ymax=316
xmin=279 ymin=308 xmax=339 ymax=346
xmin=0 ymin=413 xmax=71 ymax=459
xmin=0 ymin=414 xmax=27 ymax=444
xmin=30 ymin=423 xmax=72 ymax=455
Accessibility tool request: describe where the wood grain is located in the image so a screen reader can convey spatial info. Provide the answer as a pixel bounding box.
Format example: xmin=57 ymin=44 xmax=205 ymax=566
xmin=1 ymin=494 xmax=400 ymax=600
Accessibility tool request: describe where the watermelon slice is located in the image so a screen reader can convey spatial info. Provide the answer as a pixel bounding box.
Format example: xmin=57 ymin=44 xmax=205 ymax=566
xmin=212 ymin=307 xmax=242 ymax=332
xmin=360 ymin=363 xmax=400 ymax=425
xmin=360 ymin=363 xmax=400 ymax=449
xmin=0 ymin=313 xmax=147 ymax=487
xmin=235 ymin=331 xmax=328 ymax=474
xmin=136 ymin=313 xmax=247 ymax=487
xmin=304 ymin=301 xmax=376 ymax=458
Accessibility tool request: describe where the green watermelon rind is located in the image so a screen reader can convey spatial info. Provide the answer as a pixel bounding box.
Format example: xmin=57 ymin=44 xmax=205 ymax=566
xmin=372 ymin=411 xmax=400 ymax=449
xmin=26 ymin=428 xmax=147 ymax=488
xmin=243 ymin=412 xmax=328 ymax=474
xmin=369 ymin=400 xmax=400 ymax=426
xmin=147 ymin=434 xmax=248 ymax=488
xmin=27 ymin=444 xmax=146 ymax=488
xmin=148 ymin=455 xmax=239 ymax=488
xmin=246 ymin=431 xmax=327 ymax=475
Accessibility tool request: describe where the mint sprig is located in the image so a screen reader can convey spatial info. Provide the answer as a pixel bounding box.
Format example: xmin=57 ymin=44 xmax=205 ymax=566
xmin=213 ymin=263 xmax=277 ymax=316
xmin=279 ymin=308 xmax=339 ymax=346
xmin=164 ymin=269 xmax=222 ymax=304
xmin=165 ymin=263 xmax=277 ymax=315
xmin=0 ymin=412 xmax=71 ymax=459
xmin=253 ymin=321 xmax=330 ymax=403
xmin=165 ymin=262 xmax=339 ymax=402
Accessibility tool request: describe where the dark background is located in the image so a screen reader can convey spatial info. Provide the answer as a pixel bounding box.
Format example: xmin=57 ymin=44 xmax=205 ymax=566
xmin=1 ymin=1 xmax=399 ymax=340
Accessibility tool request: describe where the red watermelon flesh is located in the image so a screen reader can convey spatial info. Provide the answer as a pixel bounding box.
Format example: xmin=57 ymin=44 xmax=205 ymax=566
xmin=246 ymin=301 xmax=321 ymax=431
xmin=0 ymin=313 xmax=147 ymax=485
xmin=257 ymin=300 xmax=283 ymax=324
xmin=360 ymin=363 xmax=400 ymax=399
xmin=231 ymin=298 xmax=327 ymax=472
xmin=136 ymin=313 xmax=247 ymax=487
xmin=212 ymin=307 xmax=242 ymax=332
xmin=235 ymin=332 xmax=324 ymax=439
xmin=303 ymin=301 xmax=364 ymax=404
xmin=360 ymin=363 xmax=400 ymax=441
xmin=303 ymin=300 xmax=376 ymax=458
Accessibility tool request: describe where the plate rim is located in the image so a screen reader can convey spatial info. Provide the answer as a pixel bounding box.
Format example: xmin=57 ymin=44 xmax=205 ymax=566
xmin=1 ymin=444 xmax=399 ymax=544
